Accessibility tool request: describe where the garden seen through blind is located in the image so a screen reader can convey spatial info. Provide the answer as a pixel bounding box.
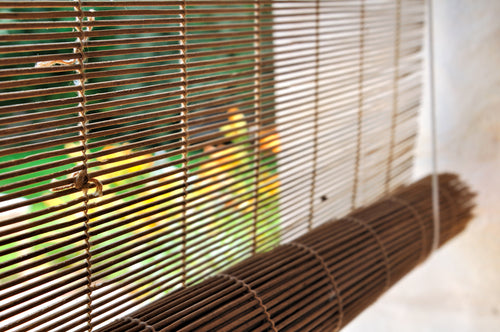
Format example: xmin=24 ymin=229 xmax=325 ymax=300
xmin=0 ymin=1 xmax=425 ymax=331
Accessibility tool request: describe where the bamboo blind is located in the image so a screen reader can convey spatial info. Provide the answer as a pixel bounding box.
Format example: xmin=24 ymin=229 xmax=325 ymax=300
xmin=0 ymin=1 xmax=430 ymax=331
xmin=97 ymin=174 xmax=475 ymax=332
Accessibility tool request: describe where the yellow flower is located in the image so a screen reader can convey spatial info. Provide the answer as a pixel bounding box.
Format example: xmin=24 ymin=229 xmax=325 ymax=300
xmin=260 ymin=132 xmax=281 ymax=154
xmin=220 ymin=108 xmax=248 ymax=140
xmin=95 ymin=145 xmax=154 ymax=185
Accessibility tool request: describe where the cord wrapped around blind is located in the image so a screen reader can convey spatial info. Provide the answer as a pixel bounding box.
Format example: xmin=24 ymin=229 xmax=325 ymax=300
xmin=0 ymin=0 xmax=437 ymax=331
xmin=97 ymin=173 xmax=475 ymax=331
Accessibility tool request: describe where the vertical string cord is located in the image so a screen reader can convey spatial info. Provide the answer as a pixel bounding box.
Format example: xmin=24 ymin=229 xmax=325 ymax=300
xmin=352 ymin=0 xmax=365 ymax=209
xmin=287 ymin=242 xmax=344 ymax=332
xmin=251 ymin=0 xmax=262 ymax=255
xmin=307 ymin=0 xmax=320 ymax=231
xmin=74 ymin=0 xmax=93 ymax=330
xmin=218 ymin=274 xmax=278 ymax=332
xmin=343 ymin=217 xmax=392 ymax=291
xmin=427 ymin=0 xmax=440 ymax=251
xmin=386 ymin=0 xmax=401 ymax=194
xmin=388 ymin=196 xmax=429 ymax=262
xmin=121 ymin=317 xmax=157 ymax=332
xmin=180 ymin=1 xmax=188 ymax=287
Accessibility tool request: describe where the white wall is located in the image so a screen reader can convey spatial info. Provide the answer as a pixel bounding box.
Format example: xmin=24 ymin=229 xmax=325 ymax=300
xmin=345 ymin=0 xmax=500 ymax=331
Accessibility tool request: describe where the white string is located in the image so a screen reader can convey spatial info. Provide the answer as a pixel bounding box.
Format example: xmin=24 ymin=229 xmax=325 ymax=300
xmin=427 ymin=0 xmax=440 ymax=252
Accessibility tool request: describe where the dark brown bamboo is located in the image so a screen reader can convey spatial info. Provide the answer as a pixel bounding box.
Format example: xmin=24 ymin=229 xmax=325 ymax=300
xmin=96 ymin=173 xmax=474 ymax=332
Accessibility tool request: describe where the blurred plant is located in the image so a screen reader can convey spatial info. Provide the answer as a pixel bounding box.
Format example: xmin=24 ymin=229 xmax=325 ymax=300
xmin=23 ymin=107 xmax=282 ymax=285
xmin=0 ymin=3 xmax=281 ymax=323
xmin=197 ymin=109 xmax=282 ymax=215
xmin=18 ymin=3 xmax=283 ymax=283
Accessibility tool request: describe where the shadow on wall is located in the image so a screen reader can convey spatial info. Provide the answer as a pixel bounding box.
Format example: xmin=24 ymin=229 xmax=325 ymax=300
xmin=346 ymin=1 xmax=500 ymax=331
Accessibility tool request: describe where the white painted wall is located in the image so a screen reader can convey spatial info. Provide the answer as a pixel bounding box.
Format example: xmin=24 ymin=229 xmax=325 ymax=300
xmin=345 ymin=1 xmax=500 ymax=331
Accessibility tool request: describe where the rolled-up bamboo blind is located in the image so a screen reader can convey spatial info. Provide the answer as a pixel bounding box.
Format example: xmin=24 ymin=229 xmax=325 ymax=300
xmin=96 ymin=173 xmax=475 ymax=332
xmin=0 ymin=0 xmax=446 ymax=331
